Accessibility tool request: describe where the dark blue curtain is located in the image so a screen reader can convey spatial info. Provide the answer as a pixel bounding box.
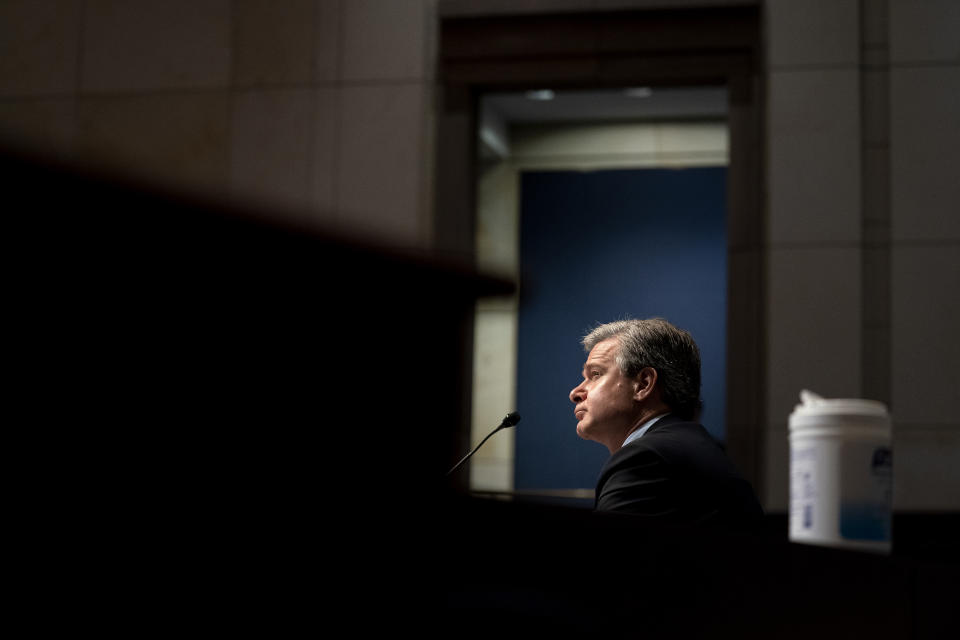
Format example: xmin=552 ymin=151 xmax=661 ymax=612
xmin=515 ymin=167 xmax=727 ymax=490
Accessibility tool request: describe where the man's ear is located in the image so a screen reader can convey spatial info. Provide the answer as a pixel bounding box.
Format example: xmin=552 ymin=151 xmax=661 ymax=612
xmin=633 ymin=367 xmax=658 ymax=401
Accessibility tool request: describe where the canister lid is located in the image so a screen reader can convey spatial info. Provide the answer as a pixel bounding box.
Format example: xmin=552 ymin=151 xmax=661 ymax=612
xmin=790 ymin=389 xmax=890 ymax=420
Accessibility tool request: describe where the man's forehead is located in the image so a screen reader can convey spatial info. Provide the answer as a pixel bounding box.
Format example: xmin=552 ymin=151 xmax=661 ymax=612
xmin=586 ymin=337 xmax=620 ymax=362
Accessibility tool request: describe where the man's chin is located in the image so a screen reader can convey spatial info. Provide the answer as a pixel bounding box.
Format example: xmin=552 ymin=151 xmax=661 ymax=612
xmin=575 ymin=422 xmax=591 ymax=441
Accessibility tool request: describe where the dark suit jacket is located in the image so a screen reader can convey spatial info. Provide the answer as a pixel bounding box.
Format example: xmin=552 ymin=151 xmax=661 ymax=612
xmin=595 ymin=414 xmax=763 ymax=530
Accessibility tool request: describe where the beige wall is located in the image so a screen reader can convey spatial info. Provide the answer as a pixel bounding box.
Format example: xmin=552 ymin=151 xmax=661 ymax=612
xmin=764 ymin=0 xmax=865 ymax=510
xmin=2 ymin=0 xmax=957 ymax=510
xmin=0 ymin=0 xmax=437 ymax=248
xmin=764 ymin=0 xmax=960 ymax=511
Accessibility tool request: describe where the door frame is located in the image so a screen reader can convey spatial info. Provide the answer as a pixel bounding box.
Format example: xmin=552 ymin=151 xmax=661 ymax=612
xmin=435 ymin=4 xmax=767 ymax=494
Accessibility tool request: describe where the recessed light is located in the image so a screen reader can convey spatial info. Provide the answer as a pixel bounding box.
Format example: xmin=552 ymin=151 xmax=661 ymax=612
xmin=525 ymin=89 xmax=555 ymax=101
xmin=624 ymin=87 xmax=653 ymax=98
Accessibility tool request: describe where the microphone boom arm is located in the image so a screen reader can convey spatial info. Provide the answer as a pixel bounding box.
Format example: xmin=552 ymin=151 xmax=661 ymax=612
xmin=446 ymin=412 xmax=520 ymax=477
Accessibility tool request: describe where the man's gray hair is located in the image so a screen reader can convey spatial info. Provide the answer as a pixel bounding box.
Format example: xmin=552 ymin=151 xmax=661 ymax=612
xmin=582 ymin=318 xmax=702 ymax=420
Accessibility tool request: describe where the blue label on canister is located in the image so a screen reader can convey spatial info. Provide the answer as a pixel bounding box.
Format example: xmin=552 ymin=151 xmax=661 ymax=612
xmin=839 ymin=445 xmax=892 ymax=541
xmin=839 ymin=502 xmax=889 ymax=540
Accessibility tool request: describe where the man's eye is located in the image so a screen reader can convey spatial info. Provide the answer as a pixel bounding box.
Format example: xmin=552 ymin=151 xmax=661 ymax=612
xmin=591 ymin=371 xmax=601 ymax=378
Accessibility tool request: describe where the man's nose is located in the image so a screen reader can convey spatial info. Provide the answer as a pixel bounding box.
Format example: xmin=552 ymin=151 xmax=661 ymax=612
xmin=570 ymin=382 xmax=585 ymax=404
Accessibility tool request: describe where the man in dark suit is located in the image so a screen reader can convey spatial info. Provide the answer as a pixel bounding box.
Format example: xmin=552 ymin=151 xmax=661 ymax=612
xmin=570 ymin=318 xmax=763 ymax=529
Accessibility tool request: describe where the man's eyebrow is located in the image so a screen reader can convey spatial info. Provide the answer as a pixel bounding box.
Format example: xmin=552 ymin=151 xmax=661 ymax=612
xmin=582 ymin=361 xmax=605 ymax=375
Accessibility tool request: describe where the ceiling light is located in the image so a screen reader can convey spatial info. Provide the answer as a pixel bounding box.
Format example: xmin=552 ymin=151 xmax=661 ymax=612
xmin=525 ymin=89 xmax=555 ymax=101
xmin=624 ymin=87 xmax=653 ymax=98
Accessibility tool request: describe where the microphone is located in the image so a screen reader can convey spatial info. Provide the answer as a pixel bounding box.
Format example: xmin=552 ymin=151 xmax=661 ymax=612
xmin=446 ymin=411 xmax=521 ymax=476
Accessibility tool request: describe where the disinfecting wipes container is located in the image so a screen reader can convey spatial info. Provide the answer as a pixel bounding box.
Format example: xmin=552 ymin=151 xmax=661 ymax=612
xmin=789 ymin=390 xmax=892 ymax=554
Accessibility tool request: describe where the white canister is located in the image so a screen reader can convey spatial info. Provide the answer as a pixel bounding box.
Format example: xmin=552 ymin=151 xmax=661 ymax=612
xmin=788 ymin=390 xmax=893 ymax=554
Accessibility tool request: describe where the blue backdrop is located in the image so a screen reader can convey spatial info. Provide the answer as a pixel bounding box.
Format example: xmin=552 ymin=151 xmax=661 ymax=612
xmin=515 ymin=167 xmax=727 ymax=490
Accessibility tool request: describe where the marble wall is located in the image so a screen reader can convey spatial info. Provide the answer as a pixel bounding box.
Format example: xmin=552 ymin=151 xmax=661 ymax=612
xmin=764 ymin=0 xmax=959 ymax=511
xmin=0 ymin=0 xmax=437 ymax=247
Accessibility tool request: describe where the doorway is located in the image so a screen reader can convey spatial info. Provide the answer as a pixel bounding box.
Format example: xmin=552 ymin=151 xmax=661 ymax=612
xmin=470 ymin=88 xmax=729 ymax=494
xmin=437 ymin=5 xmax=765 ymax=498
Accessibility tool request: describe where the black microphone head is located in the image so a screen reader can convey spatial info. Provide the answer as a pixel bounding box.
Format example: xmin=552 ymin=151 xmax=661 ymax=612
xmin=502 ymin=411 xmax=521 ymax=428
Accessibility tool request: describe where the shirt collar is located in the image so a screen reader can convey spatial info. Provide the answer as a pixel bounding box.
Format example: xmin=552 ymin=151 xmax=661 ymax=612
xmin=621 ymin=413 xmax=670 ymax=448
